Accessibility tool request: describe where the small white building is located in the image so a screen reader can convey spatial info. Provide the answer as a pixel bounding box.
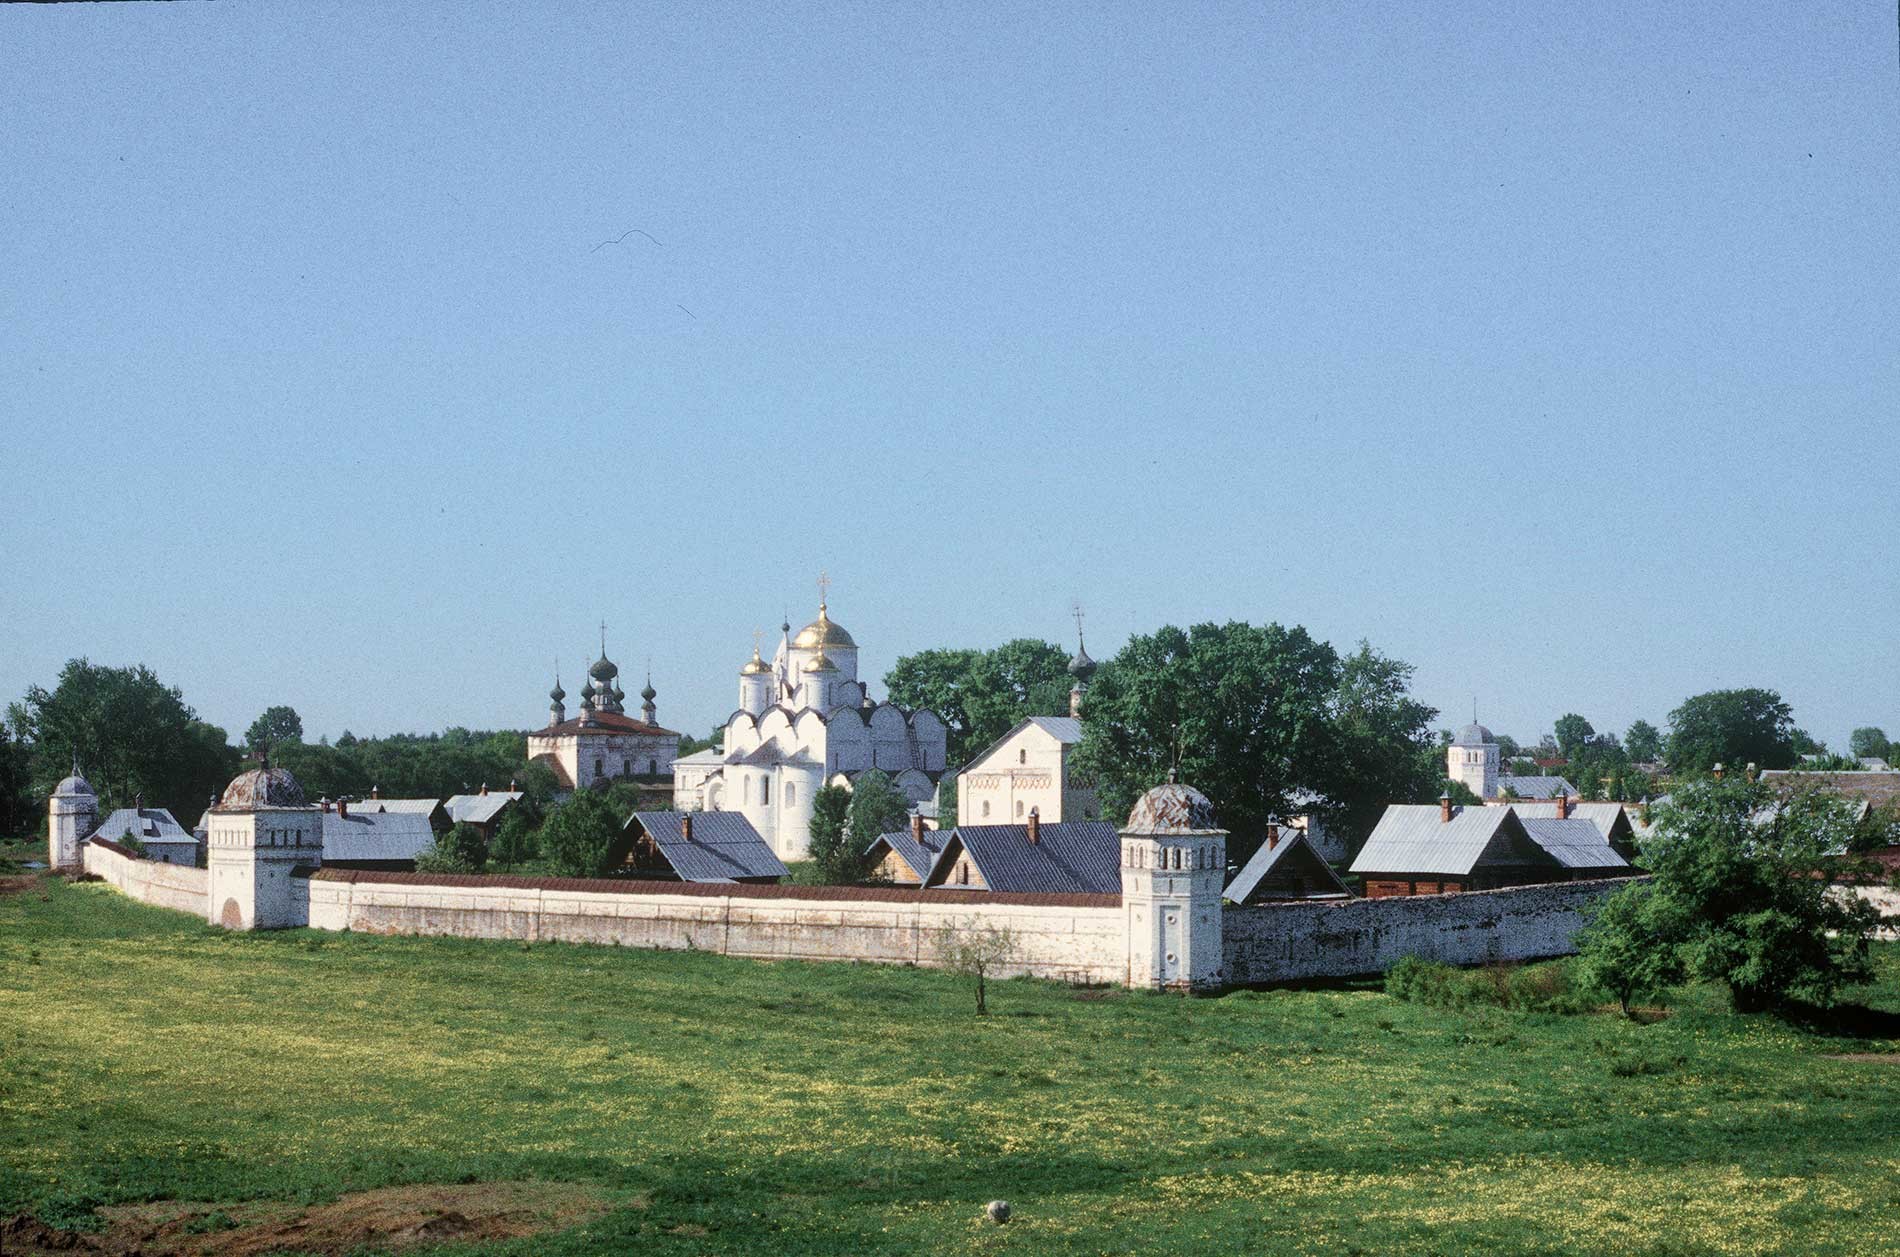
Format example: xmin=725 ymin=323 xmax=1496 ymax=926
xmin=957 ymin=716 xmax=1100 ymax=825
xmin=90 ymin=803 xmax=199 ymax=867
xmin=1448 ymin=721 xmax=1577 ymax=802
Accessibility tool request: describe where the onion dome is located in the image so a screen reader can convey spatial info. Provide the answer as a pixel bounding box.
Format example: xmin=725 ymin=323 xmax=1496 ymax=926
xmin=589 ymin=653 xmax=618 ymax=683
xmin=792 ymin=602 xmax=856 ymax=650
xmin=612 ymin=684 xmax=626 ymax=705
xmin=217 ymin=764 xmax=309 ymax=811
xmin=550 ymin=679 xmax=566 ymax=703
xmin=740 ymin=646 xmax=771 ymax=676
xmin=640 ymin=680 xmax=657 ymax=702
xmin=1123 ymin=781 xmax=1224 ymax=834
xmin=1068 ymin=638 xmax=1097 ymax=682
xmin=802 ymin=650 xmax=838 ymax=673
xmin=1453 ymin=722 xmax=1494 ymax=747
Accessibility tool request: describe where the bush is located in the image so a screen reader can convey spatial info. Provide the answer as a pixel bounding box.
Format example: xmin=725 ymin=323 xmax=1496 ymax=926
xmin=1385 ymin=955 xmax=1592 ymax=1014
xmin=415 ymin=821 xmax=488 ymax=874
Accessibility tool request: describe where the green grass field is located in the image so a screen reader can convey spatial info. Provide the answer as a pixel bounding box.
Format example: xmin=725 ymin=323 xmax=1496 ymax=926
xmin=3 ymin=873 xmax=1898 ymax=1255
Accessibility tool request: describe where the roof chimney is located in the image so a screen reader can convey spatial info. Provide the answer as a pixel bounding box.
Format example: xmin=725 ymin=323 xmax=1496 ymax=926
xmin=1745 ymin=762 xmax=1758 ymax=782
xmin=1267 ymin=825 xmax=1281 ymax=851
xmin=1554 ymin=792 xmax=1569 ymax=820
xmin=1439 ymin=791 xmax=1453 ymax=823
xmin=481 ymin=782 xmax=489 ymax=796
xmin=1026 ymin=807 xmax=1040 ymax=845
xmin=337 ymin=798 xmax=348 ymax=819
xmin=681 ymin=812 xmax=693 ymax=843
xmin=370 ymin=785 xmax=381 ymax=799
xmin=911 ymin=812 xmax=925 ymax=843
xmin=319 ymin=796 xmax=333 ymax=813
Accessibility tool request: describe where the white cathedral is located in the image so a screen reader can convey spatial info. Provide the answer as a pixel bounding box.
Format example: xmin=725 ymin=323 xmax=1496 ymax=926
xmin=671 ymin=594 xmax=948 ymax=860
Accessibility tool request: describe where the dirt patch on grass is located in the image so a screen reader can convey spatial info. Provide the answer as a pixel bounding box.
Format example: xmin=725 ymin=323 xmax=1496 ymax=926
xmin=3 ymin=1181 xmax=609 ymax=1256
xmin=0 ymin=874 xmax=42 ymax=897
xmin=1825 ymin=1052 xmax=1900 ymax=1064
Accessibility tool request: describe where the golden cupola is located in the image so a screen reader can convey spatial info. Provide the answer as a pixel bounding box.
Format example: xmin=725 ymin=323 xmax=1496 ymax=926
xmin=791 ymin=600 xmax=856 ymax=650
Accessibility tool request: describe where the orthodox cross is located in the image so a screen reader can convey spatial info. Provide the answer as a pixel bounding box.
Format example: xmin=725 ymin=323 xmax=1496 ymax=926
xmin=600 ymin=621 xmax=608 ymax=655
xmin=817 ymin=570 xmax=831 ymax=606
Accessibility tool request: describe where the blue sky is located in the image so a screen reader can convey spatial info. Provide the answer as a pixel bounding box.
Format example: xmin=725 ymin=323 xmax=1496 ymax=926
xmin=2 ymin=3 xmax=1895 ymax=752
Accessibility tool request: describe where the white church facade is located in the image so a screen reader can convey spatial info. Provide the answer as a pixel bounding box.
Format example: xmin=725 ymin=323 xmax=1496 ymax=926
xmin=526 ymin=637 xmax=679 ymax=792
xmin=671 ymin=596 xmax=948 ymax=860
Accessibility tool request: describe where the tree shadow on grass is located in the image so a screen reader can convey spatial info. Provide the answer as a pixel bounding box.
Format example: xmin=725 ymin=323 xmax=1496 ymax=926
xmin=1775 ymin=1000 xmax=1900 ymax=1041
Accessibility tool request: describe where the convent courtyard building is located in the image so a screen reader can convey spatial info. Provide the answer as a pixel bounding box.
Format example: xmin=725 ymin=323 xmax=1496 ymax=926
xmin=526 ymin=637 xmax=679 ymax=792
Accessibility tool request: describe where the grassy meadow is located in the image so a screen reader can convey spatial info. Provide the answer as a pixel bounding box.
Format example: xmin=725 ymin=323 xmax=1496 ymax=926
xmin=2 ymin=874 xmax=1898 ymax=1255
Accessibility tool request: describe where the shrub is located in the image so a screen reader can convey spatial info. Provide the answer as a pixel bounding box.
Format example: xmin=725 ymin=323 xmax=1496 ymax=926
xmin=414 ymin=822 xmax=488 ymax=874
xmin=1385 ymin=955 xmax=1591 ymax=1014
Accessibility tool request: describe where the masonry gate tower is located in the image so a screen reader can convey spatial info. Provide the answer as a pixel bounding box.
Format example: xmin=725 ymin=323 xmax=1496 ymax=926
xmin=1119 ymin=780 xmax=1227 ymax=992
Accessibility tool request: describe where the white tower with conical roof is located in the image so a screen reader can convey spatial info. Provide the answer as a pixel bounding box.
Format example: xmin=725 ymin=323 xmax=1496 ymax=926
xmin=48 ymin=759 xmax=99 ymax=871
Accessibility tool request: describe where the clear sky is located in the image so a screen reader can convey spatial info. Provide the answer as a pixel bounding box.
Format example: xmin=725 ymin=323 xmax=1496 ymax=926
xmin=2 ymin=3 xmax=1895 ymax=753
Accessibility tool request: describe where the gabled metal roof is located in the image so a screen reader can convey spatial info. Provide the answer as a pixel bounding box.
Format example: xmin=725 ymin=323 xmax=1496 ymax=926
xmin=865 ymin=826 xmax=949 ymax=881
xmin=1351 ymin=805 xmax=1557 ymax=877
xmin=349 ymin=798 xmax=443 ymax=816
xmin=321 ymin=810 xmax=437 ymax=862
xmin=1518 ymin=817 xmax=1628 ymax=870
xmin=1506 ymin=801 xmax=1630 ymax=843
xmin=930 ymin=821 xmax=1120 ymax=894
xmin=90 ymin=807 xmax=193 ymax=846
xmin=444 ymin=792 xmax=523 ymax=826
xmin=631 ymin=811 xmax=788 ymax=882
xmin=1024 ymin=716 xmax=1083 ymax=744
xmin=1495 ymin=776 xmax=1577 ymax=800
xmin=1223 ymin=830 xmax=1351 ymax=903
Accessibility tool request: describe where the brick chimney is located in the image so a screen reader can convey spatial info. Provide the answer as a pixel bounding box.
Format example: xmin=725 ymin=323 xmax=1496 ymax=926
xmin=480 ymin=782 xmax=490 ymax=796
xmin=1555 ymin=792 xmax=1570 ymax=820
xmin=681 ymin=813 xmax=693 ymax=843
xmin=1267 ymin=826 xmax=1281 ymax=851
xmin=319 ymin=797 xmax=333 ymax=813
xmin=911 ymin=812 xmax=925 ymax=844
xmin=337 ymin=798 xmax=348 ymax=819
xmin=370 ymin=785 xmax=381 ymax=799
xmin=1026 ymin=807 xmax=1040 ymax=845
xmin=1439 ymin=792 xmax=1453 ymax=823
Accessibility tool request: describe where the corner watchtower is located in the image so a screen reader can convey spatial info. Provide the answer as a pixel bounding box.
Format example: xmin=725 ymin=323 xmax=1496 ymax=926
xmin=48 ymin=761 xmax=99 ymax=871
xmin=1119 ymin=779 xmax=1227 ymax=992
xmin=205 ymin=760 xmax=322 ymax=930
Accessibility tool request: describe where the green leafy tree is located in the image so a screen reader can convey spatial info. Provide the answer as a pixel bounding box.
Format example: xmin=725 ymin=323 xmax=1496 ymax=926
xmin=1553 ymin=714 xmax=1595 ymax=759
xmin=935 ymin=776 xmax=958 ymax=830
xmin=538 ymin=790 xmax=625 ymax=878
xmin=0 ymin=722 xmax=34 ymax=839
xmin=1665 ymin=688 xmax=1797 ymax=774
xmin=1789 ymin=728 xmax=1823 ymax=758
xmin=1075 ymin=621 xmax=1427 ymax=867
xmin=1849 ymin=728 xmax=1890 ymax=761
xmin=1624 ymin=719 xmax=1663 ymax=762
xmin=491 ymin=808 xmax=540 ymax=871
xmin=885 ymin=639 xmax=1072 ymax=767
xmin=1604 ymin=779 xmax=1881 ymax=1012
xmin=244 ymin=705 xmax=305 ymax=752
xmin=416 ymin=821 xmax=488 ymax=874
xmin=845 ymin=770 xmax=913 ymax=876
xmin=804 ymin=783 xmax=854 ymax=880
xmin=1444 ymin=779 xmax=1483 ymax=805
xmin=1575 ymin=882 xmax=1687 ymax=1016
xmin=8 ymin=658 xmax=239 ymax=821
xmin=932 ymin=916 xmax=1020 ymax=1014
xmin=1492 ymin=733 xmax=1521 ymax=761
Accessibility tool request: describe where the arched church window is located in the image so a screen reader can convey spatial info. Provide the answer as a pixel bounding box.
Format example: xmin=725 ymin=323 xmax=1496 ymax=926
xmin=785 ymin=783 xmax=796 ymax=806
xmin=623 ymin=759 xmax=631 ymax=776
xmin=594 ymin=758 xmax=603 ymax=779
xmin=744 ymin=776 xmax=751 ymax=804
xmin=1019 ymin=749 xmax=1027 ymax=765
xmin=762 ymin=778 xmax=771 ymax=806
xmin=1015 ymin=800 xmax=1024 ymax=818
xmin=981 ymin=801 xmax=991 ymax=818
xmin=648 ymin=759 xmax=657 ymax=775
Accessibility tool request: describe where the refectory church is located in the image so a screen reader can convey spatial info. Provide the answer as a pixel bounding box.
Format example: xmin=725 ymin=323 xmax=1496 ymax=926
xmin=672 ymin=594 xmax=948 ymax=861
xmin=526 ymin=634 xmax=679 ymax=792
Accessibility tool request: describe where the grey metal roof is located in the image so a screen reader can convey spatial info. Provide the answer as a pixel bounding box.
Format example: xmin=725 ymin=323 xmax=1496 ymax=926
xmin=322 ymin=810 xmax=437 ymax=862
xmin=1519 ymin=817 xmax=1628 ymax=870
xmin=932 ymin=821 xmax=1121 ymax=894
xmin=631 ymin=811 xmax=788 ymax=882
xmin=1495 ymin=776 xmax=1577 ymax=800
xmin=1506 ymin=801 xmax=1628 ymax=842
xmin=865 ymin=826 xmax=949 ymax=881
xmin=350 ymin=798 xmax=443 ymax=816
xmin=444 ymin=792 xmax=522 ymax=825
xmin=1351 ymin=805 xmax=1556 ymax=877
xmin=90 ymin=807 xmax=193 ymax=845
xmin=1224 ymin=830 xmax=1350 ymax=902
xmin=1024 ymin=716 xmax=1083 ymax=744
xmin=1453 ymin=722 xmax=1493 ymax=747
xmin=671 ymin=748 xmax=726 ymax=766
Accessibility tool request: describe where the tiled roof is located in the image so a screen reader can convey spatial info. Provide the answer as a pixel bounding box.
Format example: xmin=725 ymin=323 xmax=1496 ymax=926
xmin=445 ymin=792 xmax=523 ymax=825
xmin=1351 ymin=805 xmax=1556 ymax=877
xmin=321 ymin=810 xmax=437 ymax=862
xmin=89 ymin=807 xmax=193 ymax=846
xmin=535 ymin=711 xmax=676 ymax=738
xmin=1224 ymin=830 xmax=1350 ymax=903
xmin=932 ymin=821 xmax=1121 ymax=894
xmin=630 ymin=811 xmax=788 ymax=882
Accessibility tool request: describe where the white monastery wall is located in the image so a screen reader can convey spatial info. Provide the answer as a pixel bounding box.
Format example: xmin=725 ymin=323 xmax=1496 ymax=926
xmin=1843 ymin=885 xmax=1900 ymax=940
xmin=83 ymin=839 xmax=210 ymax=918
xmin=1223 ymin=878 xmax=1627 ymax=984
xmin=305 ymin=872 xmax=1124 ymax=984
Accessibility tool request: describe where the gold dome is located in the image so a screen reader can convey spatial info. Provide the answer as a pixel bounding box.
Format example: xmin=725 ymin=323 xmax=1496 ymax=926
xmin=791 ymin=602 xmax=856 ymax=650
xmin=740 ymin=646 xmax=771 ymax=676
xmin=802 ymin=650 xmax=838 ymax=673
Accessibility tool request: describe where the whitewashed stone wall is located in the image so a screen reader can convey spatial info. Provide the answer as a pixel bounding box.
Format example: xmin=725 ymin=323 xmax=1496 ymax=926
xmin=1223 ymin=878 xmax=1629 ymax=985
xmin=305 ymin=873 xmax=1124 ymax=985
xmin=1844 ymin=885 xmax=1900 ymax=940
xmin=83 ymin=839 xmax=210 ymax=918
